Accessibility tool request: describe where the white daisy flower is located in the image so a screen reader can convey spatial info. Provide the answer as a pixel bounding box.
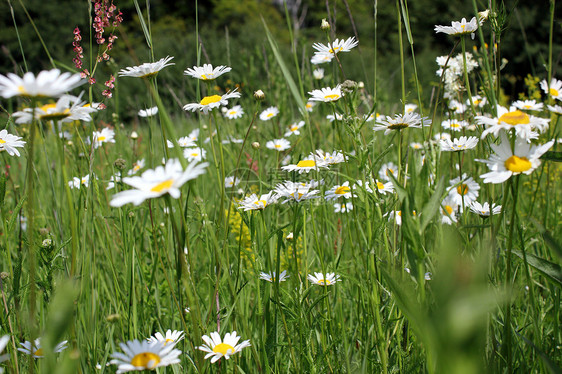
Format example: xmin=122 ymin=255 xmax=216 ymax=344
xmin=308 ymin=85 xmax=343 ymax=103
xmin=469 ymin=201 xmax=502 ymax=217
xmin=448 ymin=100 xmax=467 ymax=114
xmin=266 ymin=138 xmax=291 ymax=151
xmin=92 ymin=128 xmax=115 ymax=149
xmin=147 ymin=330 xmax=185 ymax=346
xmin=405 ymin=104 xmax=418 ymax=113
xmin=310 ymin=52 xmax=334 ymax=65
xmin=13 ymin=94 xmax=97 ymax=124
xmin=183 ymin=147 xmax=206 ymax=162
xmin=138 ymin=107 xmax=158 ymax=117
xmin=18 ymin=338 xmax=68 ymax=358
xmin=238 ymin=192 xmax=277 ymax=211
xmin=440 ymin=196 xmax=458 ymax=225
xmin=118 ymin=56 xmax=175 ymax=78
xmin=284 ymin=121 xmax=305 ymax=137
xmin=312 ymin=37 xmax=358 ymax=56
xmin=0 ymin=69 xmax=84 ymax=98
xmin=378 ymin=162 xmax=399 ymax=181
xmin=327 ymin=113 xmax=344 ymax=122
xmin=467 ymin=95 xmax=487 ymax=108
xmin=167 ymin=134 xmax=198 ymax=148
xmin=447 ymin=174 xmax=480 ymax=207
xmin=410 ymin=142 xmax=424 ymax=150
xmin=281 ymin=158 xmax=328 ymax=174
xmin=0 ymin=129 xmax=25 ymax=157
xmin=547 ymin=104 xmax=562 ymax=115
xmin=110 ymin=339 xmax=181 ymax=373
xmin=183 ymin=89 xmax=241 ymax=114
xmin=224 ymin=176 xmax=241 ymax=188
xmin=386 ymin=210 xmax=417 ymax=226
xmin=259 ymin=270 xmax=289 ymax=283
xmin=513 ymin=100 xmax=543 ymax=111
xmin=128 ymin=159 xmax=145 ymax=176
xmin=313 ymin=68 xmax=324 ymax=80
xmin=364 ymin=112 xmax=380 ymax=122
xmin=259 ymin=106 xmax=279 ymax=121
xmin=109 ymin=159 xmax=208 ymax=207
xmin=305 ymin=101 xmax=316 ymax=112
xmin=373 ymin=112 xmax=431 ymax=135
xmin=477 ymin=105 xmax=549 ymax=140
xmin=540 ymin=78 xmax=562 ymax=101
xmin=106 ymin=173 xmax=121 ymax=190
xmin=334 ymin=202 xmax=353 ymax=213
xmin=441 ymin=119 xmax=469 ymax=132
xmin=0 ymin=335 xmax=10 ymax=368
xmin=68 ymin=174 xmax=90 ymax=189
xmin=184 ymin=64 xmax=231 ymax=81
xmin=478 ymin=132 xmax=554 ymax=184
xmin=325 ymin=181 xmax=355 ymax=200
xmin=310 ymin=149 xmax=346 ymax=165
xmin=440 ymin=136 xmax=479 ymax=152
xmin=224 ymin=105 xmax=244 ymax=119
xmin=221 ymin=136 xmax=243 ymax=144
xmin=434 ymin=17 xmax=478 ymax=39
xmin=197 ymin=331 xmax=250 ymax=364
xmin=307 ymin=272 xmax=341 ymax=286
xmin=373 ymin=180 xmax=394 ymax=195
xmin=274 ymin=181 xmax=320 ymax=203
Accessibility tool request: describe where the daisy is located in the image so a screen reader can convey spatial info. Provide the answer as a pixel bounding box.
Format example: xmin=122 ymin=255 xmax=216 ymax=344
xmin=305 ymin=101 xmax=316 ymax=112
xmin=0 ymin=130 xmax=26 ymax=157
xmin=68 ymin=175 xmax=90 ymax=189
xmin=259 ymin=106 xmax=279 ymax=121
xmin=310 ymin=52 xmax=334 ymax=65
xmin=0 ymin=69 xmax=84 ymax=98
xmin=513 ymin=100 xmax=543 ymax=111
xmin=334 ymin=202 xmax=353 ymax=213
xmin=147 ymin=330 xmax=185 ymax=346
xmin=313 ymin=68 xmax=324 ymax=80
xmin=373 ymin=180 xmax=394 ymax=195
xmin=547 ymin=104 xmax=562 ymax=115
xmin=307 ymin=272 xmax=341 ymax=286
xmin=138 ymin=107 xmax=158 ymax=117
xmin=128 ymin=159 xmax=145 ymax=176
xmin=224 ymin=176 xmax=241 ymax=188
xmin=13 ymin=94 xmax=96 ymax=124
xmin=109 ymin=159 xmax=208 ymax=207
xmin=0 ymin=335 xmax=10 ymax=369
xmin=410 ymin=142 xmax=424 ymax=150
xmin=106 ymin=174 xmax=121 ymax=190
xmin=183 ymin=147 xmax=206 ymax=162
xmin=434 ymin=17 xmax=478 ymax=39
xmin=448 ymin=100 xmax=467 ymax=114
xmin=327 ymin=113 xmax=344 ymax=122
xmin=184 ymin=64 xmax=231 ymax=81
xmin=197 ymin=331 xmax=251 ymax=363
xmin=405 ymin=104 xmax=418 ymax=113
xmin=447 ymin=174 xmax=480 ymax=206
xmin=433 ymin=132 xmax=452 ymax=141
xmin=364 ymin=112 xmax=380 ymax=122
xmin=183 ymin=89 xmax=241 ymax=114
xmin=440 ymin=136 xmax=479 ymax=152
xmin=312 ymin=37 xmax=358 ymax=56
xmin=274 ymin=181 xmax=320 ymax=203
xmin=478 ymin=132 xmax=554 ymax=184
xmin=540 ymin=78 xmax=562 ymax=101
xmin=167 ymin=135 xmax=197 ymax=148
xmin=373 ymin=112 xmax=431 ymax=135
xmin=354 ymin=179 xmax=374 ymax=194
xmin=238 ymin=191 xmax=277 ymax=211
xmin=386 ymin=210 xmax=417 ymax=226
xmin=325 ymin=181 xmax=355 ymax=200
xmin=310 ymin=149 xmax=346 ymax=165
xmin=118 ymin=56 xmax=175 ymax=78
xmin=469 ymin=201 xmax=502 ymax=217
xmin=92 ymin=128 xmax=115 ymax=149
xmin=477 ymin=105 xmax=549 ymax=140
xmin=259 ymin=270 xmax=289 ymax=283
xmin=224 ymin=105 xmax=244 ymax=119
xmin=266 ymin=138 xmax=291 ymax=152
xmin=441 ymin=119 xmax=468 ymax=132
xmin=467 ymin=95 xmax=487 ymax=108
xmin=18 ymin=338 xmax=68 ymax=358
xmin=221 ymin=136 xmax=243 ymax=144
xmin=440 ymin=196 xmax=458 ymax=225
xmin=281 ymin=158 xmax=328 ymax=174
xmin=110 ymin=339 xmax=181 ymax=373
xmin=284 ymin=121 xmax=305 ymax=137
xmin=378 ymin=162 xmax=399 ymax=181
xmin=308 ymin=85 xmax=343 ymax=103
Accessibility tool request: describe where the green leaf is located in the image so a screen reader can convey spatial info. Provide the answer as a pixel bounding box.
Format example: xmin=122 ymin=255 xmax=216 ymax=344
xmin=133 ymin=0 xmax=152 ymax=49
xmin=420 ymin=176 xmax=446 ymax=232
xmin=530 ymin=218 xmax=562 ymax=260
xmin=513 ymin=250 xmax=562 ymax=287
xmin=541 ymin=151 xmax=562 ymax=162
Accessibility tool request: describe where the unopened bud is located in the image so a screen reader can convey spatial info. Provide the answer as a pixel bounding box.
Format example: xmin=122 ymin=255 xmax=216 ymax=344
xmin=130 ymin=131 xmax=139 ymax=139
xmin=286 ymin=232 xmax=294 ymax=241
xmin=114 ymin=158 xmax=126 ymax=170
xmin=251 ymin=142 xmax=260 ymax=149
xmin=321 ymin=19 xmax=330 ymax=31
xmin=254 ymin=90 xmax=265 ymax=101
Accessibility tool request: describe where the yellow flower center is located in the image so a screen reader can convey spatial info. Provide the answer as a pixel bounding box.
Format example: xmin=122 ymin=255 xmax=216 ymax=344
xmin=550 ymin=88 xmax=559 ymax=97
xmin=131 ymin=352 xmax=161 ymax=368
xmin=274 ymin=144 xmax=282 ymax=148
xmin=290 ymin=192 xmax=304 ymax=199
xmin=318 ymin=279 xmax=331 ymax=285
xmin=445 ymin=205 xmax=454 ymax=215
xmin=335 ymin=186 xmax=350 ymax=195
xmin=266 ymin=112 xmax=274 ymax=118
xmin=324 ymin=94 xmax=340 ymax=101
xmin=190 ymin=153 xmax=199 ymax=157
xmin=164 ymin=339 xmax=174 ymax=345
xmin=34 ymin=348 xmax=44 ymax=356
xmin=0 ymin=139 xmax=5 ymax=144
xmin=474 ymin=99 xmax=481 ymax=105
xmin=450 ymin=122 xmax=461 ymax=128
xmin=296 ymin=160 xmax=315 ymax=168
xmin=386 ymin=168 xmax=394 ymax=176
xmin=213 ymin=343 xmax=235 ymax=355
xmin=388 ymin=123 xmax=409 ymax=130
xmin=254 ymin=199 xmax=267 ymax=207
xmin=201 ymin=74 xmax=212 ymax=80
xmin=306 ymin=103 xmax=313 ymax=109
xmin=376 ymin=182 xmax=385 ymax=190
xmin=151 ymin=179 xmax=174 ymax=193
xmin=524 ymin=105 xmax=532 ymax=109
xmin=290 ymin=126 xmax=298 ymax=131
xmin=461 ymin=25 xmax=466 ymax=31
xmin=97 ymin=136 xmax=106 ymax=142
xmin=498 ymin=110 xmax=530 ymax=126
xmin=17 ymin=85 xmax=26 ymax=94
xmin=504 ymin=155 xmax=532 ymax=173
xmin=328 ymin=47 xmax=342 ymax=54
xmin=457 ymin=184 xmax=469 ymax=195
xmin=228 ymin=110 xmax=236 ymax=115
xmin=200 ymin=95 xmax=222 ymax=106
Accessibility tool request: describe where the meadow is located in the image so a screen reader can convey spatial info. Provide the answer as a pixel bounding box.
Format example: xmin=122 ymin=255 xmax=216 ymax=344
xmin=0 ymin=0 xmax=561 ymax=373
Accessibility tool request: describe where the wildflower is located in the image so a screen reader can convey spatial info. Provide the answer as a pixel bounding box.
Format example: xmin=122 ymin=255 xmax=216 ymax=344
xmin=327 ymin=113 xmax=344 ymax=122
xmin=238 ymin=192 xmax=277 ymax=211
xmin=320 ymin=18 xmax=330 ymax=30
xmin=68 ymin=175 xmax=90 ymax=189
xmin=405 ymin=104 xmax=418 ymax=113
xmin=386 ymin=210 xmax=417 ymax=226
xmin=378 ymin=162 xmax=399 ymax=181
xmin=325 ymin=181 xmax=355 ymax=200
xmin=469 ymin=201 xmax=502 ymax=217
xmin=254 ymin=90 xmax=265 ymax=100
xmin=0 ymin=69 xmax=84 ymax=98
xmin=12 ymin=93 xmax=97 ymax=124
xmin=110 ymin=339 xmax=181 ymax=373
xmin=92 ymin=128 xmax=115 ymax=149
xmin=373 ymin=180 xmax=394 ymax=195
xmin=477 ymin=105 xmax=549 ymax=140
xmin=183 ymin=147 xmax=206 ymax=162
xmin=197 ymin=331 xmax=251 ymax=363
xmin=441 ymin=197 xmax=458 ymax=225
xmin=513 ymin=100 xmax=543 ymax=111
xmin=310 ymin=149 xmax=346 ymax=165
xmin=224 ymin=176 xmax=241 ymax=188
xmin=284 ymin=121 xmax=305 ymax=137
xmin=224 ymin=105 xmax=244 ymax=119
xmin=138 ymin=107 xmax=158 ymax=117
xmin=147 ymin=330 xmax=185 ymax=346
xmin=312 ymin=37 xmax=358 ymax=56
xmin=109 ymin=159 xmax=208 ymax=207
xmin=540 ymin=78 xmax=562 ymax=101
xmin=308 ymin=85 xmax=343 ymax=103
xmin=373 ymin=112 xmax=431 ymax=135
xmin=448 ymin=100 xmax=467 ymax=114
xmin=467 ymin=95 xmax=487 ymax=108
xmin=311 ymin=53 xmax=333 ymax=65
xmin=281 ymin=158 xmax=328 ymax=174
xmin=259 ymin=106 xmax=279 ymax=121
xmin=0 ymin=130 xmax=26 ymax=157
xmin=0 ymin=335 xmax=9 ymax=368
xmin=259 ymin=270 xmax=289 ymax=283
xmin=18 ymin=338 xmax=68 ymax=358
xmin=128 ymin=159 xmax=145 ymax=176
xmin=334 ymin=202 xmax=353 ymax=213
xmin=478 ymin=132 xmax=554 ymax=184
xmin=305 ymin=101 xmax=316 ymax=112
xmin=183 ymin=89 xmax=241 ymax=114
xmin=440 ymin=136 xmax=478 ymax=152
xmin=118 ymin=56 xmax=174 ymax=78
xmin=447 ymin=174 xmax=480 ymax=207
xmin=410 ymin=142 xmax=424 ymax=150
xmin=275 ymin=181 xmax=320 ymax=203
xmin=308 ymin=272 xmax=341 ymax=286
xmin=184 ymin=64 xmax=231 ymax=81
xmin=434 ymin=17 xmax=478 ymax=39
xmin=266 ymin=138 xmax=291 ymax=152
xmin=441 ymin=119 xmax=468 ymax=132
xmin=547 ymin=104 xmax=562 ymax=115
xmin=433 ymin=132 xmax=451 ymax=142
xmin=313 ymin=68 xmax=324 ymax=80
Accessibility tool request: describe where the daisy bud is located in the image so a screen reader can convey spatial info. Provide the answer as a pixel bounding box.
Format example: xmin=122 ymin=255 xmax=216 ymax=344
xmin=39 ymin=228 xmax=49 ymax=236
xmin=358 ymin=81 xmax=365 ymax=89
xmin=254 ymin=90 xmax=265 ymax=100
xmin=106 ymin=313 xmax=120 ymax=322
xmin=114 ymin=158 xmax=126 ymax=170
xmin=341 ymin=79 xmax=358 ymax=94
xmin=286 ymin=232 xmax=294 ymax=241
xmin=321 ymin=18 xmax=330 ymax=30
xmin=130 ymin=131 xmax=139 ymax=139
xmin=251 ymin=141 xmax=260 ymax=149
